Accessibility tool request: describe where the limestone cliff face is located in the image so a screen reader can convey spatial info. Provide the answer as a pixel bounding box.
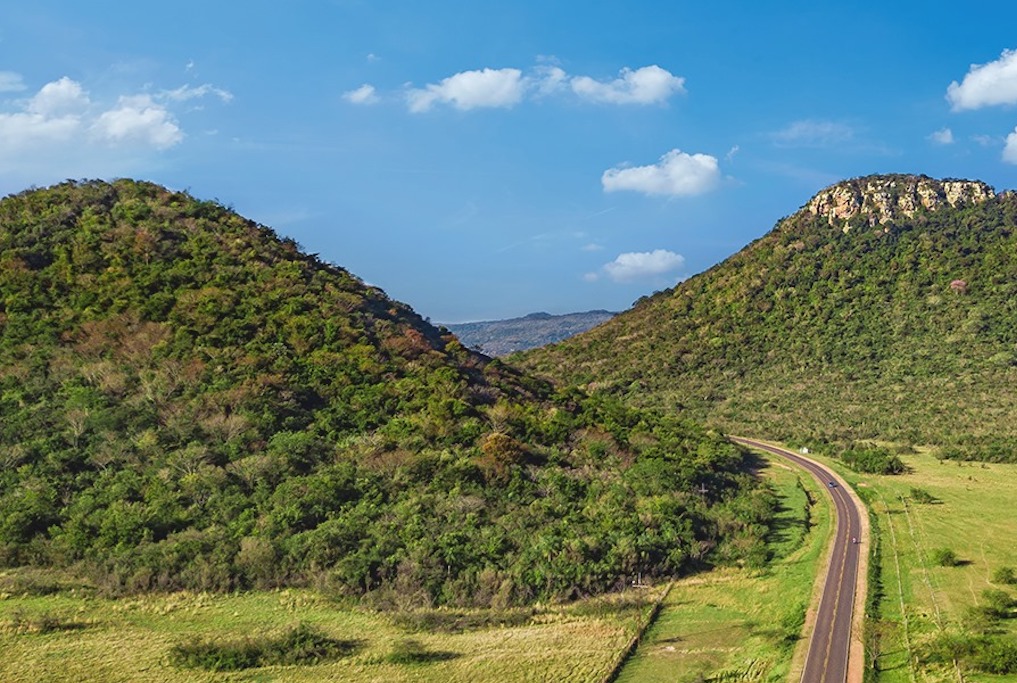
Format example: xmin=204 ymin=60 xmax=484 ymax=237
xmin=803 ymin=175 xmax=995 ymax=230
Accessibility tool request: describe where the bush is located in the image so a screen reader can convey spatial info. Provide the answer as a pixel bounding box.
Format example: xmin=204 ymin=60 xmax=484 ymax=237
xmin=839 ymin=445 xmax=905 ymax=475
xmin=931 ymin=548 xmax=960 ymax=567
xmin=973 ymin=637 xmax=1017 ymax=674
xmin=994 ymin=566 xmax=1017 ymax=585
xmin=983 ymin=589 xmax=1015 ymax=617
xmin=170 ymin=623 xmax=358 ymax=671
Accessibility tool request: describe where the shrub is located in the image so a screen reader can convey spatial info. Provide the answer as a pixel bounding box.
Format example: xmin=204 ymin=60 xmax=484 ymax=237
xmin=839 ymin=445 xmax=905 ymax=475
xmin=973 ymin=638 xmax=1017 ymax=674
xmin=994 ymin=566 xmax=1017 ymax=585
xmin=931 ymin=548 xmax=960 ymax=567
xmin=170 ymin=622 xmax=358 ymax=671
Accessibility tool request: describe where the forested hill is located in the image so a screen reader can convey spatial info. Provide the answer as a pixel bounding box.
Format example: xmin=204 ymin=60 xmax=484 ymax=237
xmin=517 ymin=174 xmax=1017 ymax=454
xmin=0 ymin=179 xmax=770 ymax=604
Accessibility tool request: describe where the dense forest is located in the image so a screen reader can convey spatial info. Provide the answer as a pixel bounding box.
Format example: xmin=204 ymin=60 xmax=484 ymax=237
xmin=518 ymin=175 xmax=1017 ymax=459
xmin=0 ymin=179 xmax=772 ymax=605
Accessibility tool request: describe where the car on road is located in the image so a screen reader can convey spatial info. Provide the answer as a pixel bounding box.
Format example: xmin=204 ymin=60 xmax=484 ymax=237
xmin=828 ymin=481 xmax=837 ymax=488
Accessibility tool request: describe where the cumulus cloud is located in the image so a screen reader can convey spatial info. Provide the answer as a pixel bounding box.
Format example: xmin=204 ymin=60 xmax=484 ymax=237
xmin=534 ymin=65 xmax=568 ymax=96
xmin=396 ymin=62 xmax=686 ymax=112
xmin=407 ymin=68 xmax=525 ymax=112
xmin=1004 ymin=127 xmax=1017 ymax=164
xmin=343 ymin=84 xmax=379 ymax=105
xmin=587 ymin=249 xmax=685 ymax=283
xmin=92 ymin=95 xmax=183 ymax=149
xmin=0 ymin=71 xmax=26 ymax=92
xmin=27 ymin=77 xmax=90 ymax=116
xmin=947 ymin=49 xmax=1017 ymax=111
xmin=602 ymin=149 xmax=720 ymax=197
xmin=571 ymin=65 xmax=685 ymax=105
xmin=0 ymin=75 xmax=231 ymax=180
xmin=771 ymin=119 xmax=855 ymax=147
xmin=0 ymin=78 xmax=88 ymax=150
xmin=929 ymin=127 xmax=954 ymax=145
xmin=0 ymin=111 xmax=80 ymax=149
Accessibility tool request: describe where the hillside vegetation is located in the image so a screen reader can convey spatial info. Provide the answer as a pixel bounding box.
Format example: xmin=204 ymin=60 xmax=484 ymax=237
xmin=0 ymin=179 xmax=771 ymax=605
xmin=518 ymin=175 xmax=1017 ymax=456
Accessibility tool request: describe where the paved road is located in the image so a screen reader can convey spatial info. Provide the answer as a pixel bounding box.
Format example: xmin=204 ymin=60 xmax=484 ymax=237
xmin=731 ymin=437 xmax=863 ymax=683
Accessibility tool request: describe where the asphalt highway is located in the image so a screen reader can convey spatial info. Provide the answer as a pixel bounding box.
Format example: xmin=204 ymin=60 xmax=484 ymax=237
xmin=731 ymin=437 xmax=863 ymax=683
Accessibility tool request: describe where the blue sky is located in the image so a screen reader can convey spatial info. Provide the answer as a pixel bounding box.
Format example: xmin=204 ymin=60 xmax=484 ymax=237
xmin=3 ymin=1 xmax=1017 ymax=322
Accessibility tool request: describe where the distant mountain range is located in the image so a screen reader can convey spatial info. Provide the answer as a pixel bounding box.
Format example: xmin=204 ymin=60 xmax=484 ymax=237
xmin=518 ymin=174 xmax=1017 ymax=457
xmin=444 ymin=310 xmax=617 ymax=356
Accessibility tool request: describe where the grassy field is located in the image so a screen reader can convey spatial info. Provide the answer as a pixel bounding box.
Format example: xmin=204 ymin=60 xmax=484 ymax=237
xmin=615 ymin=454 xmax=833 ymax=683
xmin=0 ymin=583 xmax=660 ymax=683
xmin=810 ymin=451 xmax=1017 ymax=683
xmin=0 ymin=452 xmax=831 ymax=683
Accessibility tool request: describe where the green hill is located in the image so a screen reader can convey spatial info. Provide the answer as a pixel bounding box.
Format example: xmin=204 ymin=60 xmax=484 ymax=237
xmin=517 ymin=174 xmax=1017 ymax=456
xmin=0 ymin=179 xmax=769 ymax=605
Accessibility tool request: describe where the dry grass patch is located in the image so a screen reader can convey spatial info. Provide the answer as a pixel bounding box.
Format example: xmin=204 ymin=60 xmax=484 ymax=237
xmin=0 ymin=584 xmax=653 ymax=682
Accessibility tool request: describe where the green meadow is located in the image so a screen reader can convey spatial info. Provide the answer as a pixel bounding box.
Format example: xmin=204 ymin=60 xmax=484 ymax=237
xmin=828 ymin=451 xmax=1017 ymax=683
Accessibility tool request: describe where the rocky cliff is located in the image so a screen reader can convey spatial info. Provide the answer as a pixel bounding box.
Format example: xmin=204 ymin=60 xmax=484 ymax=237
xmin=804 ymin=174 xmax=995 ymax=230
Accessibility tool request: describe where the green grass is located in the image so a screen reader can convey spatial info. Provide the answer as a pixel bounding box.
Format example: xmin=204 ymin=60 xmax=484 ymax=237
xmin=615 ymin=455 xmax=832 ymax=683
xmin=804 ymin=450 xmax=1017 ymax=683
xmin=0 ymin=582 xmax=656 ymax=682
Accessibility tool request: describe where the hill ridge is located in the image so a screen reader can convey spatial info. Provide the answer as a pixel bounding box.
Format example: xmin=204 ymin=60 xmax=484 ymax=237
xmin=800 ymin=173 xmax=995 ymax=231
xmin=0 ymin=178 xmax=767 ymax=604
xmin=516 ymin=173 xmax=1017 ymax=455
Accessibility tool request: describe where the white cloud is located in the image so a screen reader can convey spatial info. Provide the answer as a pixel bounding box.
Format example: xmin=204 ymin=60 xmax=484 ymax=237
xmin=27 ymin=77 xmax=90 ymax=116
xmin=407 ymin=68 xmax=525 ymax=112
xmin=343 ymin=84 xmax=379 ymax=105
xmin=602 ymin=149 xmax=720 ymax=197
xmin=771 ymin=119 xmax=854 ymax=147
xmin=397 ymin=63 xmax=685 ymax=112
xmin=92 ymin=94 xmax=183 ymax=150
xmin=163 ymin=83 xmax=233 ymax=103
xmin=0 ymin=76 xmax=231 ymax=187
xmin=0 ymin=111 xmax=80 ymax=149
xmin=598 ymin=249 xmax=685 ymax=282
xmin=571 ymin=65 xmax=685 ymax=105
xmin=929 ymin=127 xmax=954 ymax=145
xmin=0 ymin=71 xmax=26 ymax=92
xmin=581 ymin=242 xmax=604 ymax=252
xmin=534 ymin=65 xmax=568 ymax=96
xmin=1004 ymin=127 xmax=1017 ymax=164
xmin=0 ymin=76 xmax=232 ymax=161
xmin=947 ymin=49 xmax=1017 ymax=111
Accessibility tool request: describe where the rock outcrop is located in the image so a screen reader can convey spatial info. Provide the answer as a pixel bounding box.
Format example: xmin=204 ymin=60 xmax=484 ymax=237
xmin=803 ymin=174 xmax=995 ymax=230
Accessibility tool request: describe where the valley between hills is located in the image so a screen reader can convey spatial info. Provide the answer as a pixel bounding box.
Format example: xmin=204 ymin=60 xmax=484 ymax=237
xmin=3 ymin=174 xmax=1017 ymax=682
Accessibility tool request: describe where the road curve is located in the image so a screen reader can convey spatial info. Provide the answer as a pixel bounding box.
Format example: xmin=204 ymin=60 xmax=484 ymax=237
xmin=731 ymin=437 xmax=865 ymax=683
